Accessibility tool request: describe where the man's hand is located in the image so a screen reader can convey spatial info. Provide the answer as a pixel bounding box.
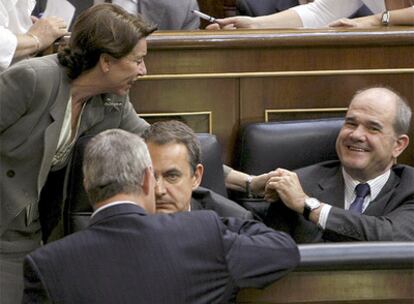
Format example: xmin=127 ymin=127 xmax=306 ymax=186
xmin=264 ymin=168 xmax=307 ymax=213
xmin=28 ymin=16 xmax=68 ymax=51
xmin=250 ymin=171 xmax=278 ymax=197
xmin=206 ymin=16 xmax=257 ymax=30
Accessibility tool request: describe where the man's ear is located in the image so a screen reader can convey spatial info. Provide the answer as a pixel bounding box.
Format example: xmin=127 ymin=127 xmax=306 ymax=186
xmin=141 ymin=167 xmax=154 ymax=196
xmin=192 ymin=164 xmax=204 ymax=190
xmin=393 ymin=134 xmax=409 ymax=158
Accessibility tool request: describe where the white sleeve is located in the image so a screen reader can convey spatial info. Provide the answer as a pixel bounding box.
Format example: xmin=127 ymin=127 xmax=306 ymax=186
xmin=291 ymin=0 xmax=365 ymax=27
xmin=0 ymin=26 xmax=18 ymax=71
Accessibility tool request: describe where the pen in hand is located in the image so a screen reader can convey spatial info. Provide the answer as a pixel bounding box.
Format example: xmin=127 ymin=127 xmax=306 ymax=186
xmin=191 ymin=10 xmax=217 ymax=23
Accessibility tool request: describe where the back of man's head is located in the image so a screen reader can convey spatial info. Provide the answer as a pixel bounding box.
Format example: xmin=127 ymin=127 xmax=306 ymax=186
xmin=141 ymin=120 xmax=201 ymax=173
xmin=83 ymin=129 xmax=152 ymax=206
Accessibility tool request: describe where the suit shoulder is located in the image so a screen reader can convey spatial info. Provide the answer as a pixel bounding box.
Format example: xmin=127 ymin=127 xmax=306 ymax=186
xmin=193 ymin=187 xmax=253 ymax=219
xmin=8 ymin=54 xmax=63 ymax=80
xmin=295 ymin=160 xmax=340 ymax=177
xmin=393 ymin=164 xmax=414 ymax=185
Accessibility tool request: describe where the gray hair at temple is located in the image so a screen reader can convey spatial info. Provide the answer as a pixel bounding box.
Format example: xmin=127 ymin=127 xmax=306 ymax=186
xmin=141 ymin=120 xmax=201 ymax=174
xmin=83 ymin=129 xmax=152 ymax=205
xmin=353 ymin=86 xmax=412 ymax=135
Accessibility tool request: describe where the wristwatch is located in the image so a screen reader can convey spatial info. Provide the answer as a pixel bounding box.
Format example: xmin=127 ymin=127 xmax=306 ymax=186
xmin=381 ymin=11 xmax=390 ymax=26
xmin=303 ymin=197 xmax=321 ymax=221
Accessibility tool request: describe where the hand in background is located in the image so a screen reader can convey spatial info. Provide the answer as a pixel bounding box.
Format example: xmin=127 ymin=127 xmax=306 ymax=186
xmin=206 ymin=16 xmax=257 ymax=30
xmin=28 ymin=16 xmax=68 ymax=51
xmin=251 ymin=170 xmax=278 ymax=197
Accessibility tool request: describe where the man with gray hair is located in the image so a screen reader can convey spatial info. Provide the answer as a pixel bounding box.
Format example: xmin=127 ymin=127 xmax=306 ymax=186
xmin=21 ymin=129 xmax=300 ymax=303
xmin=264 ymin=86 xmax=414 ymax=242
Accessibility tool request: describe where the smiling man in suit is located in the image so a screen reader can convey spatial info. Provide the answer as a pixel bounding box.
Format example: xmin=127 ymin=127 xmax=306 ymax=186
xmin=22 ymin=129 xmax=299 ymax=304
xmin=264 ymin=86 xmax=414 ymax=242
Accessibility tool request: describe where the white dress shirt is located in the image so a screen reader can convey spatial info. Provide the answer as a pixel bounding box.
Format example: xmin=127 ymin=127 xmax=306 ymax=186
xmin=292 ymin=0 xmax=385 ymax=27
xmin=0 ymin=0 xmax=35 ymax=71
xmin=318 ymin=168 xmax=391 ymax=229
xmin=91 ymin=201 xmax=138 ymax=218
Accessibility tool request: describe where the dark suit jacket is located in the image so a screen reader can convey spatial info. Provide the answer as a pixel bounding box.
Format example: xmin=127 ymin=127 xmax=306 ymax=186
xmin=191 ymin=187 xmax=253 ymax=219
xmin=265 ymin=160 xmax=414 ymax=243
xmin=22 ymin=204 xmax=299 ymax=304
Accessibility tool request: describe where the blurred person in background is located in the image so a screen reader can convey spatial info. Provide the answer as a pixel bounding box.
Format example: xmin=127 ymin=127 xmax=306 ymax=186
xmin=0 ymin=0 xmax=67 ymax=71
xmin=208 ymin=0 xmax=414 ymax=29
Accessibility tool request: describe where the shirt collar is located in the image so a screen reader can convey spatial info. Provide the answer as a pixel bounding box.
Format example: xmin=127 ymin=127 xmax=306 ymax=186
xmin=342 ymin=168 xmax=391 ymax=202
xmin=91 ymin=201 xmax=138 ymax=218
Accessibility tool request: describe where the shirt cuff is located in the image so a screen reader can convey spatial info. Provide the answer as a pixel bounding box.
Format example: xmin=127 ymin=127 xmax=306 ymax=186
xmin=318 ymin=204 xmax=332 ymax=229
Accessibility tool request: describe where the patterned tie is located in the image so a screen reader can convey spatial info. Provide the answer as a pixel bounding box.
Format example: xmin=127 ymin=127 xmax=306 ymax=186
xmin=349 ymin=183 xmax=370 ymax=213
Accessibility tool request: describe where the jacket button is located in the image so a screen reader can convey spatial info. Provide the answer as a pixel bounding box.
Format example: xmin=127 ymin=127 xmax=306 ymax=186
xmin=6 ymin=170 xmax=15 ymax=177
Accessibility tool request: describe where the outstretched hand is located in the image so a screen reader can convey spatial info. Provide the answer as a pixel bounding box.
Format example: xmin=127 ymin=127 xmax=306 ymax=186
xmin=206 ymin=16 xmax=257 ymax=30
xmin=264 ymin=168 xmax=307 ymax=213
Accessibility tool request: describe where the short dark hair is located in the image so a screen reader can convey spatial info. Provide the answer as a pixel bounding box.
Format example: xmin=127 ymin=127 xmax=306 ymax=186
xmin=141 ymin=120 xmax=201 ymax=174
xmin=58 ymin=4 xmax=157 ymax=79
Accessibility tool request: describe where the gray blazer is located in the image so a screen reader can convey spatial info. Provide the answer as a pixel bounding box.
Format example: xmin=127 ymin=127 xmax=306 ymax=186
xmin=265 ymin=160 xmax=414 ymax=242
xmin=0 ymin=55 xmax=148 ymax=241
xmin=138 ymin=0 xmax=200 ymax=30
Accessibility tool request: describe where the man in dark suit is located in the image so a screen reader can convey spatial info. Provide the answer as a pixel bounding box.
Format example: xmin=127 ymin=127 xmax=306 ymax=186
xmin=142 ymin=120 xmax=254 ymax=219
xmin=264 ymin=86 xmax=414 ymax=242
xmin=22 ymin=129 xmax=299 ymax=304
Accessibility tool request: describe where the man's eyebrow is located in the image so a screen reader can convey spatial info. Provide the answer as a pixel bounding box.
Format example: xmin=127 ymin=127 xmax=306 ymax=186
xmin=164 ymin=168 xmax=181 ymax=175
xmin=367 ymin=120 xmax=383 ymax=130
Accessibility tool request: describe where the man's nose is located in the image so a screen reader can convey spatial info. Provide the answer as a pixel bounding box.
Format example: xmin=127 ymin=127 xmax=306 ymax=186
xmin=350 ymin=125 xmax=366 ymax=140
xmin=155 ymin=178 xmax=166 ymax=196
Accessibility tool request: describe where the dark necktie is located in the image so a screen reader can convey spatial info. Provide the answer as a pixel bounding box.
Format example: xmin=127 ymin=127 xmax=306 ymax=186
xmin=349 ymin=183 xmax=370 ymax=213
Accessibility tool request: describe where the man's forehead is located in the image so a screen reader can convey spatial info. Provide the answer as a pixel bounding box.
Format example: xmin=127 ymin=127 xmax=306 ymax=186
xmin=150 ymin=143 xmax=191 ymax=169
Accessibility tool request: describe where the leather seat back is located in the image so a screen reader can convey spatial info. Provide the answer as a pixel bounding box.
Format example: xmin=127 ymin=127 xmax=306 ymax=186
xmin=235 ymin=118 xmax=344 ymax=175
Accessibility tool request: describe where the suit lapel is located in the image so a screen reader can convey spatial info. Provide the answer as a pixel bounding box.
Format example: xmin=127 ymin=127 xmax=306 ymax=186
xmin=190 ymin=198 xmax=203 ymax=211
xmin=37 ymin=76 xmax=71 ymax=193
xmin=77 ymin=95 xmax=105 ymax=135
xmin=364 ymin=170 xmax=399 ymax=215
xmin=316 ymin=166 xmax=345 ymax=208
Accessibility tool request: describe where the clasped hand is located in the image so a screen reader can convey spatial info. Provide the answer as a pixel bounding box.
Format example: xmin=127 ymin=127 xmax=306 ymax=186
xmin=264 ymin=168 xmax=307 ymax=214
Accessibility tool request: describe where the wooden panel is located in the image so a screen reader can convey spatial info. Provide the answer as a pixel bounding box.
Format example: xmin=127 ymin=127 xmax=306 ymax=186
xmin=130 ymin=78 xmax=239 ymax=163
xmin=129 ymin=27 xmax=414 ymax=166
xmin=197 ymin=0 xmax=225 ymax=29
xmin=236 ymin=269 xmax=414 ymax=304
